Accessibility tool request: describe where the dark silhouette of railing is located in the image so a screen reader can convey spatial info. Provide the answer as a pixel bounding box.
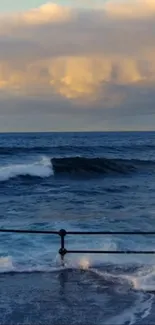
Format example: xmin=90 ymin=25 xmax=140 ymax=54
xmin=1 ymin=228 xmax=155 ymax=265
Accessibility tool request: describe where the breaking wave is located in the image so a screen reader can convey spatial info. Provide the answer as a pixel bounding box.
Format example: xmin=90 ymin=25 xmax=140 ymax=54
xmin=0 ymin=157 xmax=53 ymax=182
xmin=1 ymin=156 xmax=155 ymax=182
xmin=1 ymin=254 xmax=155 ymax=294
xmin=52 ymin=156 xmax=155 ymax=175
xmin=0 ymin=256 xmax=154 ymax=325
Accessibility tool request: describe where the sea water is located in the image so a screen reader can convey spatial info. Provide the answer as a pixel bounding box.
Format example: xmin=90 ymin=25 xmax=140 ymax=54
xmin=0 ymin=132 xmax=155 ymax=324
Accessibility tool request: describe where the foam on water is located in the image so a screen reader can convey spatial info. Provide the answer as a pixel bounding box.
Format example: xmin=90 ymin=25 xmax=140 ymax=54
xmin=106 ymin=293 xmax=154 ymax=325
xmin=0 ymin=256 xmax=14 ymax=272
xmin=0 ymin=255 xmax=154 ymax=325
xmin=0 ymin=156 xmax=53 ymax=181
xmin=123 ymin=265 xmax=155 ymax=292
xmin=76 ymin=263 xmax=155 ymax=325
xmin=0 ymin=255 xmax=66 ymax=273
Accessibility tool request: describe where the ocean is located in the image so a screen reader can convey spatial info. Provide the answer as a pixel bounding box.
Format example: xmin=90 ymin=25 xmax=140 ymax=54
xmin=0 ymin=131 xmax=155 ymax=325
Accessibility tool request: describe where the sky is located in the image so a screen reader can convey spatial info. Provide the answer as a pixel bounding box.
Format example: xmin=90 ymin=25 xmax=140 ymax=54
xmin=0 ymin=0 xmax=104 ymax=12
xmin=0 ymin=1 xmax=82 ymax=12
xmin=0 ymin=0 xmax=155 ymax=131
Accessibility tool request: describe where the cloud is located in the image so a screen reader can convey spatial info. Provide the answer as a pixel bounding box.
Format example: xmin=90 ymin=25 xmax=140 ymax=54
xmin=104 ymin=0 xmax=155 ymax=19
xmin=0 ymin=3 xmax=73 ymax=27
xmin=0 ymin=0 xmax=155 ymax=131
xmin=21 ymin=3 xmax=73 ymax=24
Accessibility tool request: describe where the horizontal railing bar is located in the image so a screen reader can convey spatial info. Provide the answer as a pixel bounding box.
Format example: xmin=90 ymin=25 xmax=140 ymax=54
xmin=66 ymin=250 xmax=155 ymax=254
xmin=1 ymin=228 xmax=155 ymax=261
xmin=66 ymin=231 xmax=155 ymax=235
xmin=0 ymin=229 xmax=59 ymax=235
xmin=0 ymin=229 xmax=155 ymax=235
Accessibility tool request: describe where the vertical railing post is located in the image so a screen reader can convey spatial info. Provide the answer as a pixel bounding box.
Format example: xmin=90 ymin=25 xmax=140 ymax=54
xmin=59 ymin=229 xmax=67 ymax=266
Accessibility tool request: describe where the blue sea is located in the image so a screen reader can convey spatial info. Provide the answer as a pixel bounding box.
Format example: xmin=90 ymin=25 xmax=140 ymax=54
xmin=1 ymin=131 xmax=155 ymax=325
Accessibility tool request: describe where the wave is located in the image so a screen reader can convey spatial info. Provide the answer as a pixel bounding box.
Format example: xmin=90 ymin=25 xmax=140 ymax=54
xmin=0 ymin=156 xmax=154 ymax=182
xmin=0 ymin=157 xmax=53 ymax=182
xmin=123 ymin=266 xmax=155 ymax=293
xmin=0 ymin=256 xmax=153 ymax=325
xmin=51 ymin=156 xmax=155 ymax=175
xmin=1 ymin=255 xmax=155 ymax=294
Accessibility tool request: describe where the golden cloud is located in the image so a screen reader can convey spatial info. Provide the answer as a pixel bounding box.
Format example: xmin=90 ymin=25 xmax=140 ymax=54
xmin=0 ymin=55 xmax=154 ymax=102
xmin=104 ymin=0 xmax=155 ymax=19
xmin=0 ymin=3 xmax=73 ymax=28
xmin=22 ymin=3 xmax=72 ymax=24
xmin=0 ymin=0 xmax=155 ymax=109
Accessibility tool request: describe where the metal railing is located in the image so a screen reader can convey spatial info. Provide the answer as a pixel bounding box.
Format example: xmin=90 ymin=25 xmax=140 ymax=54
xmin=1 ymin=228 xmax=155 ymax=265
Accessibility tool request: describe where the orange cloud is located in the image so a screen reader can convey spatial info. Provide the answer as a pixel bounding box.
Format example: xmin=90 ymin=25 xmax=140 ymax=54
xmin=0 ymin=1 xmax=155 ymax=111
xmin=104 ymin=0 xmax=155 ymax=19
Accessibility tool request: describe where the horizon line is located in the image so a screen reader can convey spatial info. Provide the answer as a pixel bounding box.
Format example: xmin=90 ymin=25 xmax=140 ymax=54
xmin=0 ymin=130 xmax=154 ymax=134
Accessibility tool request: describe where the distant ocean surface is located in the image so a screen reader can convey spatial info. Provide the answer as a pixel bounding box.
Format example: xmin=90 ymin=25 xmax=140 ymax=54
xmin=1 ymin=132 xmax=155 ymax=324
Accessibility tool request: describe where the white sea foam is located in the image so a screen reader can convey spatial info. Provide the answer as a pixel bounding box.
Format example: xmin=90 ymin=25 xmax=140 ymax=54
xmin=83 ymin=265 xmax=154 ymax=325
xmin=0 ymin=255 xmax=67 ymax=273
xmin=0 ymin=256 xmax=14 ymax=272
xmin=106 ymin=293 xmax=154 ymax=325
xmin=87 ymin=263 xmax=155 ymax=292
xmin=123 ymin=265 xmax=155 ymax=292
xmin=0 ymin=256 xmax=153 ymax=325
xmin=0 ymin=156 xmax=53 ymax=181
